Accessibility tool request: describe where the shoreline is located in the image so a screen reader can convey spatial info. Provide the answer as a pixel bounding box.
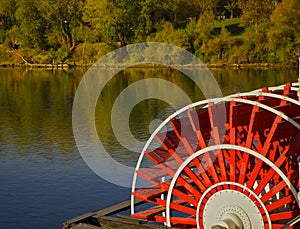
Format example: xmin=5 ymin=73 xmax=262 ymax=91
xmin=0 ymin=62 xmax=296 ymax=70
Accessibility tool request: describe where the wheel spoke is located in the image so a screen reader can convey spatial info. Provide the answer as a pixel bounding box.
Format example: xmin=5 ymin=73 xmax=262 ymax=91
xmin=261 ymin=180 xmax=287 ymax=203
xmin=156 ymin=198 xmax=196 ymax=215
xmin=254 ymin=146 xmax=290 ymax=196
xmin=132 ymin=85 xmax=300 ymax=228
xmin=266 ymin=195 xmax=294 ymax=212
xmin=247 ymin=115 xmax=282 ymax=190
xmin=208 ymin=103 xmax=227 ymax=181
xmin=238 ymin=105 xmax=259 ymax=185
xmin=169 ymin=217 xmax=196 ymax=225
xmin=188 ymin=108 xmax=220 ymax=184
xmin=228 ymin=102 xmax=237 ymax=183
xmin=269 ymin=210 xmax=300 ymax=221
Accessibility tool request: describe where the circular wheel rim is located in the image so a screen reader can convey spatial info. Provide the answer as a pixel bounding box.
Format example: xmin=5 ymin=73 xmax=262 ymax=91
xmin=131 ymin=83 xmax=300 ymax=228
xmin=165 ymin=144 xmax=298 ymax=228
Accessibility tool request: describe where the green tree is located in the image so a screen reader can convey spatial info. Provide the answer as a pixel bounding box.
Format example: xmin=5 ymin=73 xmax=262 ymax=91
xmin=163 ymin=0 xmax=196 ymax=24
xmin=201 ymin=26 xmax=232 ymax=62
xmin=270 ymin=0 xmax=300 ymax=32
xmin=224 ymin=0 xmax=238 ymax=19
xmin=82 ymin=0 xmax=110 ymax=42
xmin=147 ymin=21 xmax=190 ymax=49
xmin=135 ymin=0 xmax=155 ymax=40
xmin=238 ymin=0 xmax=275 ymax=32
xmin=195 ymin=0 xmax=218 ymax=16
xmin=0 ymin=0 xmax=17 ymax=44
xmin=102 ymin=0 xmax=142 ymax=46
xmin=15 ymin=0 xmax=47 ymax=49
xmin=238 ymin=23 xmax=272 ymax=63
xmin=135 ymin=0 xmax=197 ymax=42
xmin=41 ymin=0 xmax=85 ymax=51
xmin=266 ymin=25 xmax=295 ymax=63
xmin=185 ymin=10 xmax=214 ymax=54
xmin=0 ymin=0 xmax=16 ymax=30
xmin=269 ymin=0 xmax=299 ymax=62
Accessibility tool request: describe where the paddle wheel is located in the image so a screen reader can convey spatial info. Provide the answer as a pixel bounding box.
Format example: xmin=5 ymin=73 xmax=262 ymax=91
xmin=131 ymin=82 xmax=300 ymax=229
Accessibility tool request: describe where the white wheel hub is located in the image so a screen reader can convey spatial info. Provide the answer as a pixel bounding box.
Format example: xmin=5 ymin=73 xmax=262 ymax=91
xmin=202 ymin=190 xmax=264 ymax=229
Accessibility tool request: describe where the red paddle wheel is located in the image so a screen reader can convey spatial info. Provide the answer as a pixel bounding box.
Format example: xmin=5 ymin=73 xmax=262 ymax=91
xmin=131 ymin=83 xmax=300 ymax=229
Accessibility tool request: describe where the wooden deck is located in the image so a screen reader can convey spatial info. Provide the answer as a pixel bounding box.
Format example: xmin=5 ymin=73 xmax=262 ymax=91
xmin=60 ymin=199 xmax=178 ymax=229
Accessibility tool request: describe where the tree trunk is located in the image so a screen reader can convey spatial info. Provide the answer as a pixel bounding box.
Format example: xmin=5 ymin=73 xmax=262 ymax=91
xmin=61 ymin=20 xmax=75 ymax=51
xmin=118 ymin=33 xmax=127 ymax=47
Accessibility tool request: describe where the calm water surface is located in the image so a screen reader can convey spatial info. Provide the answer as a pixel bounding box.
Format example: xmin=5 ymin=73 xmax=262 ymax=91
xmin=0 ymin=67 xmax=297 ymax=228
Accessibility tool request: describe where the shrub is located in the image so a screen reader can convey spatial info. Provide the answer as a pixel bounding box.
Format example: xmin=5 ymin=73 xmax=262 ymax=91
xmin=72 ymin=42 xmax=115 ymax=65
xmin=56 ymin=46 xmax=70 ymax=62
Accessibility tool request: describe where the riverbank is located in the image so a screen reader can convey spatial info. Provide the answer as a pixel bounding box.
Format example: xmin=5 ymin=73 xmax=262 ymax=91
xmin=1 ymin=44 xmax=298 ymax=70
xmin=0 ymin=62 xmax=296 ymax=70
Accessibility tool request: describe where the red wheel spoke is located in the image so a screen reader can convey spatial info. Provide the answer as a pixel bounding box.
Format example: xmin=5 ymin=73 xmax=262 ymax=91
xmin=187 ymin=108 xmax=221 ymax=184
xmin=223 ymin=149 xmax=237 ymax=183
xmin=261 ymin=180 xmax=287 ymax=203
xmin=156 ymin=198 xmax=196 ymax=215
xmin=208 ymin=103 xmax=227 ymax=181
xmin=247 ymin=116 xmax=281 ymax=190
xmin=271 ymin=225 xmax=300 ymax=229
xmin=182 ymin=166 xmax=207 ymax=193
xmin=171 ymin=189 xmax=198 ymax=207
xmin=254 ymin=146 xmax=290 ymax=196
xmin=269 ymin=210 xmax=300 ymax=221
xmin=188 ymin=109 xmax=220 ymax=183
xmin=238 ymin=105 xmax=259 ymax=185
xmin=159 ymin=182 xmax=198 ymax=207
xmin=266 ymin=195 xmax=294 ymax=212
xmin=132 ymin=85 xmax=300 ymax=228
xmin=143 ymin=151 xmax=203 ymax=201
xmin=177 ymin=176 xmax=202 ymax=200
xmin=154 ymin=216 xmax=196 ymax=226
xmin=229 ymin=102 xmax=237 ymax=183
xmin=181 ymin=137 xmax=212 ymax=188
xmin=214 ymin=143 xmax=227 ymax=181
xmin=169 ymin=217 xmax=196 ymax=225
xmin=187 ymin=108 xmax=207 ymax=148
xmin=268 ymin=141 xmax=279 ymax=162
xmin=201 ymin=151 xmax=220 ymax=184
xmin=237 ymin=152 xmax=249 ymax=185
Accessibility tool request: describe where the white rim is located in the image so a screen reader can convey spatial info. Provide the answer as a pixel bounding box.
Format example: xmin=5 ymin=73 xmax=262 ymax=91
xmin=227 ymin=91 xmax=300 ymax=106
xmin=195 ymin=182 xmax=270 ymax=229
xmin=131 ymin=95 xmax=300 ymax=214
xmin=165 ymin=144 xmax=299 ymax=227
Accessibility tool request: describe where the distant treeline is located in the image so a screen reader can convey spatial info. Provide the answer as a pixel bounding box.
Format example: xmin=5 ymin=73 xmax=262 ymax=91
xmin=0 ymin=0 xmax=299 ymax=65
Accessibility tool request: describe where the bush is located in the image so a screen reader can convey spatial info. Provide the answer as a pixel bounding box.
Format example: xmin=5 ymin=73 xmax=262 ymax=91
xmin=72 ymin=42 xmax=115 ymax=65
xmin=32 ymin=50 xmax=55 ymax=64
xmin=56 ymin=46 xmax=70 ymax=62
xmin=200 ymin=27 xmax=233 ymax=63
xmin=147 ymin=21 xmax=190 ymax=50
xmin=266 ymin=26 xmax=296 ymax=64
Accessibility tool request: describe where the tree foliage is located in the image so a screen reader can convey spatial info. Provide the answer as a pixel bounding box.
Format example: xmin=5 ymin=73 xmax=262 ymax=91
xmin=224 ymin=0 xmax=238 ymax=19
xmin=147 ymin=21 xmax=190 ymax=49
xmin=195 ymin=0 xmax=219 ymax=16
xmin=238 ymin=0 xmax=275 ymax=30
xmin=0 ymin=0 xmax=16 ymax=30
xmin=106 ymin=0 xmax=142 ymax=46
xmin=0 ymin=0 xmax=299 ymax=65
xmin=0 ymin=0 xmax=17 ymax=45
xmin=185 ymin=10 xmax=215 ymax=54
xmin=83 ymin=0 xmax=109 ymax=42
xmin=15 ymin=0 xmax=46 ymax=49
xmin=43 ymin=0 xmax=85 ymax=51
xmin=201 ymin=26 xmax=232 ymax=62
xmin=270 ymin=0 xmax=300 ymax=32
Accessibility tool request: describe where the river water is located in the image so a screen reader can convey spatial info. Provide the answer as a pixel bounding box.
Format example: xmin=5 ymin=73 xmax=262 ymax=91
xmin=0 ymin=67 xmax=297 ymax=228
